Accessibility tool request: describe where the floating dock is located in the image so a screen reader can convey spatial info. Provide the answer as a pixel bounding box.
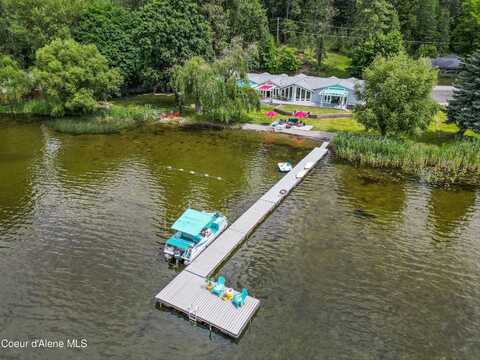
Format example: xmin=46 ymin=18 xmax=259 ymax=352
xmin=155 ymin=142 xmax=329 ymax=338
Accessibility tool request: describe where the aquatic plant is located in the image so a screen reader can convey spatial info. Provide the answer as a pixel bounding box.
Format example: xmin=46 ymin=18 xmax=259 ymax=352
xmin=48 ymin=105 xmax=158 ymax=134
xmin=333 ymin=133 xmax=480 ymax=185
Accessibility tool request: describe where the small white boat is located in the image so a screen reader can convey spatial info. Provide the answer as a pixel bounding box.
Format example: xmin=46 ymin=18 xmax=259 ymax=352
xmin=278 ymin=162 xmax=293 ymax=172
xmin=163 ymin=208 xmax=228 ymax=265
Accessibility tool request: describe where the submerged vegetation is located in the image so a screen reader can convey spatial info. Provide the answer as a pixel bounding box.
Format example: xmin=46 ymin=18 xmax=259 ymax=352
xmin=334 ymin=133 xmax=480 ymax=185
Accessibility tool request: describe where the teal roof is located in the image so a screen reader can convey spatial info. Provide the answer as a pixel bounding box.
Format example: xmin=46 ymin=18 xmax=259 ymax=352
xmin=237 ymin=79 xmax=257 ymax=88
xmin=166 ymin=236 xmax=193 ymax=251
xmin=320 ymin=85 xmax=349 ymax=96
xmin=171 ymin=208 xmax=214 ymax=236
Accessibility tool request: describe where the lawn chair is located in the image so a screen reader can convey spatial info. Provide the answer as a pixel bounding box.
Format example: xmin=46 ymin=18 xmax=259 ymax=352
xmin=211 ymin=276 xmax=226 ymax=297
xmin=232 ymin=288 xmax=248 ymax=308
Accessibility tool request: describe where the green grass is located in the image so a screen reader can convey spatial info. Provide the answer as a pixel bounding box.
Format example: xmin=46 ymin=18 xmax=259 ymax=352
xmin=274 ymin=104 xmax=348 ymax=115
xmin=315 ymin=52 xmax=352 ymax=78
xmin=334 ymin=132 xmax=480 ymax=185
xmin=245 ymin=104 xmax=362 ymax=132
xmin=49 ymin=104 xmax=159 ymax=134
xmin=111 ymin=93 xmax=175 ymax=112
xmin=0 ymin=99 xmax=52 ymax=116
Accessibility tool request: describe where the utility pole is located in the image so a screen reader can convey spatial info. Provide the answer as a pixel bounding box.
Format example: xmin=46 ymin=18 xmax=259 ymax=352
xmin=276 ymin=17 xmax=280 ymax=44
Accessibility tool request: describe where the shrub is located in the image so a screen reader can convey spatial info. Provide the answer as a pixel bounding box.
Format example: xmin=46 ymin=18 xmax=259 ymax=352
xmin=276 ymin=46 xmax=301 ymax=73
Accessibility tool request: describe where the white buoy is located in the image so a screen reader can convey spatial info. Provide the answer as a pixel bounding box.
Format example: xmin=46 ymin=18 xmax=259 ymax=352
xmin=179 ymin=168 xmax=184 ymax=171
xmin=204 ymin=174 xmax=209 ymax=177
xmin=190 ymin=171 xmax=195 ymax=174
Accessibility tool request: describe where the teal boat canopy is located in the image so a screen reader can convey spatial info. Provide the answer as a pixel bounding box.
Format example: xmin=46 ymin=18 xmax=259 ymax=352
xmin=165 ymin=236 xmax=193 ymax=251
xmin=171 ymin=208 xmax=214 ymax=237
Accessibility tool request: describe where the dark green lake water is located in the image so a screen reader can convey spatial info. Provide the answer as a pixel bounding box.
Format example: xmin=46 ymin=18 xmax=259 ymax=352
xmin=1 ymin=118 xmax=480 ymax=360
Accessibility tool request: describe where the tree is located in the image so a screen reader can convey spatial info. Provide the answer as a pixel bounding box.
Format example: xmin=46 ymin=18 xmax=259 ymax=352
xmin=201 ymin=0 xmax=230 ymax=56
xmin=32 ymin=38 xmax=123 ymax=116
xmin=447 ymin=49 xmax=480 ymax=134
xmin=74 ymin=1 xmax=141 ymax=87
xmin=349 ymin=31 xmax=406 ymax=77
xmin=258 ymin=34 xmax=278 ymax=72
xmin=172 ymin=57 xmax=213 ymax=113
xmin=228 ymin=0 xmax=269 ymax=44
xmin=172 ymin=42 xmax=259 ymax=123
xmin=349 ymin=0 xmax=405 ymax=76
xmin=276 ymin=46 xmax=301 ymax=73
xmin=355 ymin=53 xmax=438 ymax=136
xmin=135 ymin=0 xmax=213 ymax=91
xmin=452 ymin=0 xmax=480 ymax=55
xmin=1 ymin=0 xmax=89 ymax=65
xmin=354 ymin=0 xmax=401 ymax=41
xmin=0 ymin=55 xmax=31 ymax=105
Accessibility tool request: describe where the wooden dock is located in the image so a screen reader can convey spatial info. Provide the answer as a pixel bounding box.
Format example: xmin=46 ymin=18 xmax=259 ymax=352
xmin=155 ymin=142 xmax=329 ymax=338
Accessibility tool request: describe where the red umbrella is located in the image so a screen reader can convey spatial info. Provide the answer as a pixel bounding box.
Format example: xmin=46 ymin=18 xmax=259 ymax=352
xmin=266 ymin=111 xmax=278 ymax=118
xmin=294 ymin=111 xmax=308 ymax=118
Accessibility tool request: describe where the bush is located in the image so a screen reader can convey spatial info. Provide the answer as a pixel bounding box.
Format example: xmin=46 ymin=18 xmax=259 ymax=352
xmin=0 ymin=55 xmax=31 ymax=105
xmin=276 ymin=46 xmax=302 ymax=73
xmin=349 ymin=31 xmax=405 ymax=77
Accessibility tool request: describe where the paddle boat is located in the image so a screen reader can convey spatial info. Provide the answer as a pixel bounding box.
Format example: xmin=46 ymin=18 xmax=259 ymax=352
xmin=163 ymin=208 xmax=228 ymax=264
xmin=278 ymin=162 xmax=293 ymax=172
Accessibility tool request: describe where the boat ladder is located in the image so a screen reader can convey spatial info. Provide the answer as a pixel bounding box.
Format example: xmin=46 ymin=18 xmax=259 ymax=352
xmin=188 ymin=305 xmax=199 ymax=323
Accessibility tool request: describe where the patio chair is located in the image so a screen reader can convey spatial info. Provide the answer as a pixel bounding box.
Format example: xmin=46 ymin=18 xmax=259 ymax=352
xmin=211 ymin=276 xmax=226 ymax=297
xmin=232 ymin=288 xmax=248 ymax=308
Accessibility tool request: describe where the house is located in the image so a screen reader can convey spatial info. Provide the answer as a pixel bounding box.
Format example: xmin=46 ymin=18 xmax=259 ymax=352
xmin=247 ymin=72 xmax=364 ymax=109
xmin=430 ymin=54 xmax=462 ymax=76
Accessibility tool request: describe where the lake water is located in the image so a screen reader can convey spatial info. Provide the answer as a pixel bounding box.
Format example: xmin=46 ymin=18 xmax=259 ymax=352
xmin=1 ymin=118 xmax=480 ymax=359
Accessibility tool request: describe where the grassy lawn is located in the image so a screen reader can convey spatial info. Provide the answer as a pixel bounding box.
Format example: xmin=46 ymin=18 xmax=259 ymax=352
xmin=315 ymin=52 xmax=352 ymax=78
xmin=245 ymin=105 xmax=480 ymax=140
xmin=245 ymin=104 xmax=361 ymax=132
xmin=274 ymin=104 xmax=348 ymax=115
xmin=111 ymin=93 xmax=175 ymax=112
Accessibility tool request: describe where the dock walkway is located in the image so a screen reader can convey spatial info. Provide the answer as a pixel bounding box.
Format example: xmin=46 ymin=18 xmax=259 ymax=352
xmin=155 ymin=142 xmax=329 ymax=338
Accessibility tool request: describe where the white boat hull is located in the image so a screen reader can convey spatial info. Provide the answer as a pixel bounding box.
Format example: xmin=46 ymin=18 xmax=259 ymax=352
xmin=163 ymin=215 xmax=228 ymax=265
xmin=182 ymin=218 xmax=228 ymax=264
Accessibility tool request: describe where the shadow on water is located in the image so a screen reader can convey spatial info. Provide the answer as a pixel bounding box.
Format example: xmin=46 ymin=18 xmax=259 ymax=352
xmin=428 ymin=186 xmax=477 ymax=240
xmin=0 ymin=118 xmax=44 ymax=230
xmin=335 ymin=163 xmax=407 ymax=223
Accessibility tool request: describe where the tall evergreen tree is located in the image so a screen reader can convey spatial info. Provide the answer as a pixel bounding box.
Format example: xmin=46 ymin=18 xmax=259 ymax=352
xmin=447 ymin=50 xmax=480 ymax=134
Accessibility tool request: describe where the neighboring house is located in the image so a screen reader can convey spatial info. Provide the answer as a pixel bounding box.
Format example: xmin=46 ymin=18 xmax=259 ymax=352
xmin=430 ymin=54 xmax=462 ymax=76
xmin=247 ymin=72 xmax=364 ymax=109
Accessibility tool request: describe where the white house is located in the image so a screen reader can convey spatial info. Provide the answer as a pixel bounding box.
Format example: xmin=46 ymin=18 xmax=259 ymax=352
xmin=247 ymin=72 xmax=364 ymax=109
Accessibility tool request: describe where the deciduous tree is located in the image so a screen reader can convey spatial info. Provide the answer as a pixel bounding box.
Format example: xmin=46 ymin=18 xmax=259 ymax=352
xmin=355 ymin=53 xmax=438 ymax=136
xmin=0 ymin=55 xmax=31 ymax=105
xmin=32 ymin=39 xmax=123 ymax=116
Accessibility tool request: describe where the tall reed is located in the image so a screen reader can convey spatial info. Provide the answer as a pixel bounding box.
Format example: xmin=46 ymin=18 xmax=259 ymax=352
xmin=49 ymin=105 xmax=159 ymax=134
xmin=333 ymin=133 xmax=480 ymax=185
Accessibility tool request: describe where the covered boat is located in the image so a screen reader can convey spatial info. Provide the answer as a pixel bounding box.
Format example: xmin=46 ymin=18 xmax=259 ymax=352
xmin=163 ymin=208 xmax=228 ymax=264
